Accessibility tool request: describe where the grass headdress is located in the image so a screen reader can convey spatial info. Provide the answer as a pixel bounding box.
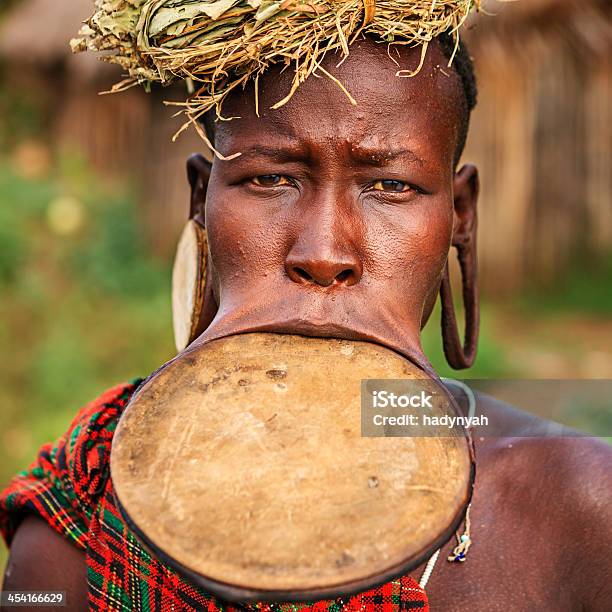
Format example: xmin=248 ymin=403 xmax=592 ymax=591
xmin=72 ymin=0 xmax=482 ymax=154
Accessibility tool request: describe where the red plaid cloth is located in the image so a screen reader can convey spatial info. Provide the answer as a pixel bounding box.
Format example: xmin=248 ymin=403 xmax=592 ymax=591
xmin=0 ymin=381 xmax=429 ymax=611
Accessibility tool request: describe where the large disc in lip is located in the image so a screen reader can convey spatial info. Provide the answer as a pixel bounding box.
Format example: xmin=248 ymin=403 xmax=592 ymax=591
xmin=111 ymin=333 xmax=473 ymax=602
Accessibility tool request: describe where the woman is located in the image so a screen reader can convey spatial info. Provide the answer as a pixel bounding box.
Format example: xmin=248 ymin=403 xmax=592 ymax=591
xmin=2 ymin=3 xmax=611 ymax=610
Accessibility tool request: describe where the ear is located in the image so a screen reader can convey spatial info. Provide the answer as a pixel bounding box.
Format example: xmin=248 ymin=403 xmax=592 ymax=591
xmin=452 ymin=164 xmax=479 ymax=248
xmin=186 ymin=153 xmax=212 ymax=227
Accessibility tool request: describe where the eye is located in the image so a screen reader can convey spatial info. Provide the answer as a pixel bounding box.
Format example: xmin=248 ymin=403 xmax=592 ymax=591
xmin=372 ymin=179 xmax=412 ymax=193
xmin=251 ymin=174 xmax=293 ymax=187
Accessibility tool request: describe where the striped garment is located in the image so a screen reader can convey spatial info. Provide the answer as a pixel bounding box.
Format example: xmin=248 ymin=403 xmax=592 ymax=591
xmin=0 ymin=381 xmax=429 ymax=611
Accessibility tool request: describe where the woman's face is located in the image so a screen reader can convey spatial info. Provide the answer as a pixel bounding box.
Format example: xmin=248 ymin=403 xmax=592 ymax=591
xmin=193 ymin=39 xmax=478 ymax=373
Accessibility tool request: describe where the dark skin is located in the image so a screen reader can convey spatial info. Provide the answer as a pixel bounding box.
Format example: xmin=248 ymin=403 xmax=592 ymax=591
xmin=4 ymin=39 xmax=612 ymax=611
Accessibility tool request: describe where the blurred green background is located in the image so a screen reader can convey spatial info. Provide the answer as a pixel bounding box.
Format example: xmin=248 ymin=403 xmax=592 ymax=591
xmin=1 ymin=0 xmax=611 ymax=582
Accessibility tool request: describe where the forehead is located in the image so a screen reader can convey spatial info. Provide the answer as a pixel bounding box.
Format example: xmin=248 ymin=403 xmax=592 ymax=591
xmin=215 ymin=38 xmax=464 ymax=171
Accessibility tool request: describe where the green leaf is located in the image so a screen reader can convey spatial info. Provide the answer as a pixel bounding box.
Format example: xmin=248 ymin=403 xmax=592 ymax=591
xmin=255 ymin=1 xmax=281 ymax=22
xmin=147 ymin=0 xmax=242 ymax=37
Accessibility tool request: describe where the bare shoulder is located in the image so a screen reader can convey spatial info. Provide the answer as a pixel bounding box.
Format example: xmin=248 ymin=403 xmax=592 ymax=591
xmin=477 ymin=391 xmax=612 ymax=511
xmin=2 ymin=516 xmax=87 ymax=612
xmin=476 ymin=390 xmax=612 ymax=470
xmin=475 ymin=393 xmax=612 ymax=610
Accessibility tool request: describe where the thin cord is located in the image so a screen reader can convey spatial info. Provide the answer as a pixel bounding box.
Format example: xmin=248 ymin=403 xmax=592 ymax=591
xmin=441 ymin=379 xmax=475 ymax=564
xmin=419 ymin=548 xmax=440 ymax=588
xmin=441 ymin=378 xmax=476 ymax=420
xmin=448 ymin=504 xmax=473 ymax=563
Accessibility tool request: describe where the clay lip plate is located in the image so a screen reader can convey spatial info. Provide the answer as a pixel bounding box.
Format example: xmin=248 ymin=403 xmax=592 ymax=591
xmin=111 ymin=333 xmax=474 ymax=602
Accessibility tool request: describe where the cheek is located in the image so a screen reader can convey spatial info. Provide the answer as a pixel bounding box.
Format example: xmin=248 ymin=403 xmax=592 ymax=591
xmin=205 ymin=185 xmax=288 ymax=285
xmin=363 ymin=196 xmax=453 ymax=294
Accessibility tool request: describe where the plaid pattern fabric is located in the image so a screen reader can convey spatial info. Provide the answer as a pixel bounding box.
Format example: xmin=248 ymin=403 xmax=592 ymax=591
xmin=0 ymin=382 xmax=429 ymax=612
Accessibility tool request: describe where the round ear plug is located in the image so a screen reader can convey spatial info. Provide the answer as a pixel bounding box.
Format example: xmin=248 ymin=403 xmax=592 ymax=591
xmin=172 ymin=220 xmax=208 ymax=353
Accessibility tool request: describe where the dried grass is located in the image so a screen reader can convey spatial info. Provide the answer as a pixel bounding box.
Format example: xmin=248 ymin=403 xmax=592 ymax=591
xmin=72 ymin=0 xmax=482 ymax=146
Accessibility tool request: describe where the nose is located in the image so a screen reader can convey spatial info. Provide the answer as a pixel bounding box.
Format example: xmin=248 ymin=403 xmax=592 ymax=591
xmin=285 ymin=215 xmax=363 ymax=286
xmin=286 ymin=254 xmax=362 ymax=287
xmin=285 ymin=190 xmax=364 ymax=288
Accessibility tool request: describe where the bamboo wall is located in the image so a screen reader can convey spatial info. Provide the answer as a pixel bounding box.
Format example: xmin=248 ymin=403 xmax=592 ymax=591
xmin=464 ymin=2 xmax=612 ymax=293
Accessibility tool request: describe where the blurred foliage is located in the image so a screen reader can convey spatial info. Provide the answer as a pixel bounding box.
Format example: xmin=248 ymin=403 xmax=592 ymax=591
xmin=0 ymin=71 xmax=50 ymax=150
xmin=0 ymin=2 xmax=19 ymax=19
xmin=518 ymin=254 xmax=612 ymax=316
xmin=422 ymin=302 xmax=514 ymax=379
xmin=0 ymin=152 xmax=175 ymax=500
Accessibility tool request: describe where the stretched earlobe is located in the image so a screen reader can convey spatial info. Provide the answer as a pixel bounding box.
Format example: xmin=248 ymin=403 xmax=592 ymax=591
xmin=440 ymin=163 xmax=480 ymax=369
xmin=186 ymin=153 xmax=212 ymax=225
xmin=439 ymin=252 xmax=479 ymax=369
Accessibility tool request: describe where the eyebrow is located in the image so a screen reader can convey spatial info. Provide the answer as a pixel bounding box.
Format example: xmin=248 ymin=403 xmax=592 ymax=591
xmin=232 ymin=144 xmax=312 ymax=164
xmin=228 ymin=142 xmax=426 ymax=167
xmin=348 ymin=146 xmax=427 ymax=167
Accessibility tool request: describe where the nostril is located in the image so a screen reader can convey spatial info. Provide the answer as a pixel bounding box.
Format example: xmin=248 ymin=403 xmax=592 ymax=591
xmin=294 ymin=267 xmax=313 ymax=282
xmin=335 ymin=269 xmax=353 ymax=284
xmin=286 ymin=259 xmax=362 ymax=287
